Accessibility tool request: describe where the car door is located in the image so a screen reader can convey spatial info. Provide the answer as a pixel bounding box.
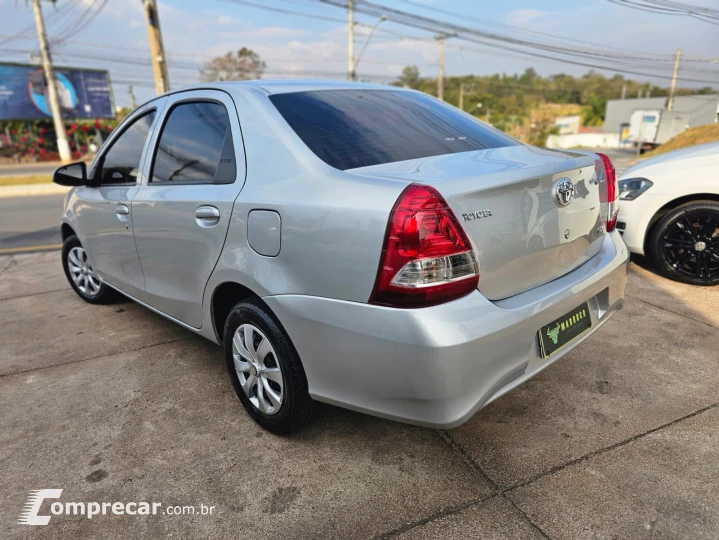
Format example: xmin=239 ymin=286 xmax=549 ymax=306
xmin=131 ymin=89 xmax=246 ymax=328
xmin=76 ymin=100 xmax=166 ymax=297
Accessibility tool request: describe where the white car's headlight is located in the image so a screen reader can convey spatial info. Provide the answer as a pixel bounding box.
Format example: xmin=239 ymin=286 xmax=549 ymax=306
xmin=618 ymin=178 xmax=653 ymax=200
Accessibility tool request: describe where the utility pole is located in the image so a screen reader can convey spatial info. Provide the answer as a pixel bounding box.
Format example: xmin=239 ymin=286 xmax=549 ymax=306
xmin=667 ymin=48 xmax=681 ymax=111
xmin=143 ymin=0 xmax=170 ymax=94
xmin=621 ymin=84 xmax=626 ymax=100
xmin=347 ymin=0 xmax=355 ymax=81
xmin=31 ymin=0 xmax=71 ymax=163
xmin=458 ymin=83 xmax=464 ymax=110
xmin=437 ymin=33 xmax=445 ymax=101
xmin=128 ymin=85 xmax=137 ymax=109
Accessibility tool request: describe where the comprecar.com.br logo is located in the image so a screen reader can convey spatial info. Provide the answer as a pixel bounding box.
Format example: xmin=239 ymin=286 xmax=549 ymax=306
xmin=18 ymin=489 xmax=215 ymax=525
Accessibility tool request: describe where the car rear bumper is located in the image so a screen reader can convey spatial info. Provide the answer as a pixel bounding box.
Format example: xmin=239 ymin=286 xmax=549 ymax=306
xmin=263 ymin=231 xmax=629 ymax=428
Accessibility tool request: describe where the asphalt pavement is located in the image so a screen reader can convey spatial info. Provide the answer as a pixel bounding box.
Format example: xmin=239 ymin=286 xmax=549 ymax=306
xmin=0 ymin=161 xmax=60 ymax=178
xmin=0 ymin=193 xmax=64 ymax=254
xmin=1 ymin=251 xmax=717 ymax=539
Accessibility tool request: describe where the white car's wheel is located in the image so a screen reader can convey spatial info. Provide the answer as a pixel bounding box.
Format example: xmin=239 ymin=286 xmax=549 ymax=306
xmin=650 ymin=201 xmax=719 ymax=286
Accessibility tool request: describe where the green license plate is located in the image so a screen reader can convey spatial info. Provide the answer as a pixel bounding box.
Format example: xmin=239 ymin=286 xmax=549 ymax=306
xmin=538 ymin=302 xmax=592 ymax=358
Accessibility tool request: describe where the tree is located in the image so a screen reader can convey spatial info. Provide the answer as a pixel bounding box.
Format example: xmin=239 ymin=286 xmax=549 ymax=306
xmin=200 ymin=47 xmax=266 ymax=82
xmin=394 ymin=65 xmax=421 ymax=89
xmin=582 ymin=95 xmax=606 ymax=126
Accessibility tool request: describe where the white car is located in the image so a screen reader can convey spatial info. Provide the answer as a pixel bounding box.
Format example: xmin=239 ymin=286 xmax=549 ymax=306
xmin=617 ymin=141 xmax=719 ymax=285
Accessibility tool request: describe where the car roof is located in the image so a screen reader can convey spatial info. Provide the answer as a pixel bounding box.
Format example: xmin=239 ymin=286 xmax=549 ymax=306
xmin=160 ymin=79 xmax=405 ymax=97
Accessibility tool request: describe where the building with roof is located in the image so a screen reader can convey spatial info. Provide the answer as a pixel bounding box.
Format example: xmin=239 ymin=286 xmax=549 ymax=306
xmin=604 ymin=94 xmax=719 ymax=134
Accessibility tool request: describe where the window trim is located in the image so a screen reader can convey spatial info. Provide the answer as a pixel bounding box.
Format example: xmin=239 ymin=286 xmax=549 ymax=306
xmin=147 ymin=98 xmax=237 ymax=186
xmin=90 ymin=108 xmax=158 ymax=188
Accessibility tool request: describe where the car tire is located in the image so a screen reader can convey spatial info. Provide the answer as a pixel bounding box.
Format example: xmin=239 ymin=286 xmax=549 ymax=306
xmin=62 ymin=235 xmax=121 ymax=304
xmin=223 ymin=299 xmax=314 ymax=435
xmin=649 ymin=200 xmax=719 ymax=286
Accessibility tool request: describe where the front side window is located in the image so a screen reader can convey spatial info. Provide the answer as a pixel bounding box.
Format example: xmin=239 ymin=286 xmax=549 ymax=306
xmin=98 ymin=111 xmax=156 ymax=184
xmin=269 ymin=89 xmax=519 ymax=171
xmin=151 ymin=101 xmax=236 ymax=184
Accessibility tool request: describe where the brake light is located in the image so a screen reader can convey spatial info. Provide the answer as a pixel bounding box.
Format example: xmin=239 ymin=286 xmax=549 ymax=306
xmin=596 ymin=153 xmax=619 ymax=232
xmin=369 ymin=184 xmax=479 ymax=308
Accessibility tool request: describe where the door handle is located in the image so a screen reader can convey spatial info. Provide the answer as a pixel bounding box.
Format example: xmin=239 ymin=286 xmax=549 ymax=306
xmin=195 ymin=205 xmax=220 ymax=227
xmin=116 ymin=204 xmax=130 ymax=222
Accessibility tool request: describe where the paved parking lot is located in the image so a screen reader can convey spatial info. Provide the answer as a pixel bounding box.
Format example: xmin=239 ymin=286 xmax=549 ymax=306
xmin=1 ymin=251 xmax=718 ymax=539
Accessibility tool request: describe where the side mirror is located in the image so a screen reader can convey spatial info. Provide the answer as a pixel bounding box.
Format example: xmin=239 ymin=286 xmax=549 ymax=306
xmin=53 ymin=162 xmax=87 ymax=187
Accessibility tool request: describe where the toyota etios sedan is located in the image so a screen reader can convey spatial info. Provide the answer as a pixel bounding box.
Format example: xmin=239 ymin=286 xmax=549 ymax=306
xmin=54 ymin=81 xmax=628 ymax=434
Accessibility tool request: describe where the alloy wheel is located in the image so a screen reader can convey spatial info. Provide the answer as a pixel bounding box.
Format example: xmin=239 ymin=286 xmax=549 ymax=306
xmin=232 ymin=324 xmax=284 ymax=415
xmin=67 ymin=246 xmax=102 ymax=296
xmin=661 ymin=212 xmax=719 ymax=281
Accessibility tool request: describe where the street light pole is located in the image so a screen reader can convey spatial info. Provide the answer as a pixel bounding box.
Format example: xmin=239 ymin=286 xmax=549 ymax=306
xmin=437 ymin=33 xmax=445 ymax=101
xmin=353 ymin=15 xmax=387 ymax=76
xmin=347 ymin=0 xmax=355 ymax=81
xmin=31 ymin=0 xmax=71 ymax=163
xmin=667 ymin=48 xmax=682 ymax=112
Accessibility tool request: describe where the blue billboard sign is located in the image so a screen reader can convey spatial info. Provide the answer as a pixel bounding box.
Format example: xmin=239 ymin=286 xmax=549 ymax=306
xmin=0 ymin=63 xmax=114 ymax=120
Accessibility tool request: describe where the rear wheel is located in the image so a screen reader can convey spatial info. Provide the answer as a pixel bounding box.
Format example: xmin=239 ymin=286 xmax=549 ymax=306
xmin=650 ymin=201 xmax=719 ymax=286
xmin=62 ymin=235 xmax=120 ymax=304
xmin=223 ymin=299 xmax=314 ymax=434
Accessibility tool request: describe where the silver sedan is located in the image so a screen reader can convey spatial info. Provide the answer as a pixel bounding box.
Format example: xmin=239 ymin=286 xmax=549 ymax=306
xmin=54 ymin=81 xmax=628 ymax=434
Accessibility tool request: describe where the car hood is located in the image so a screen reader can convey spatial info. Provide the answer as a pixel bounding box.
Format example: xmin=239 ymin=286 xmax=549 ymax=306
xmin=620 ymin=141 xmax=719 ymax=179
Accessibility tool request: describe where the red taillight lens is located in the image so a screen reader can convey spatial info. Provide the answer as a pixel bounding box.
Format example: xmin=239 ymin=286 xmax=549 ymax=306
xmin=370 ymin=184 xmax=479 ymax=308
xmin=596 ymin=153 xmax=619 ymax=232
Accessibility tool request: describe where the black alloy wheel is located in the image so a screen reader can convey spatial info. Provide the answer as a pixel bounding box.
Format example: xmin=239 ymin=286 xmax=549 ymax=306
xmin=650 ymin=201 xmax=719 ymax=286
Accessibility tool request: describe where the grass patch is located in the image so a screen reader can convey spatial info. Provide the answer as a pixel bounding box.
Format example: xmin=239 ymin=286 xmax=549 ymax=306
xmin=643 ymin=123 xmax=719 ymax=158
xmin=0 ymin=175 xmax=53 ymax=187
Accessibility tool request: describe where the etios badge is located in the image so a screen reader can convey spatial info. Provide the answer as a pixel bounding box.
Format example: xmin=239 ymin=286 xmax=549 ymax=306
xmin=553 ymin=178 xmax=575 ymax=207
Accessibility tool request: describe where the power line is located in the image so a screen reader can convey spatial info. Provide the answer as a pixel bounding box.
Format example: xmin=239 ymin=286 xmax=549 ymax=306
xmin=51 ymin=0 xmax=110 ymax=45
xmin=0 ymin=1 xmax=66 ymax=47
xmin=394 ymin=0 xmax=684 ymax=59
xmin=608 ymin=0 xmax=719 ymax=24
xmin=220 ymin=0 xmax=348 ymax=24
xmin=314 ymin=0 xmax=718 ymax=83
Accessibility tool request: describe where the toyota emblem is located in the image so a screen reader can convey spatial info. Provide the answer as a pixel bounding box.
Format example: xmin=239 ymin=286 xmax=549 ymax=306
xmin=554 ymin=178 xmax=575 ymax=207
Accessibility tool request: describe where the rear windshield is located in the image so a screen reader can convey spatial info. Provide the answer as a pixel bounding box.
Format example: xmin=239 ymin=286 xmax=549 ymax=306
xmin=269 ymin=89 xmax=518 ymax=170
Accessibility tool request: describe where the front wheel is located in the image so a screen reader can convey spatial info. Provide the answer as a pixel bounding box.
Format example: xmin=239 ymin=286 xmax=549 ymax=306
xmin=62 ymin=235 xmax=120 ymax=304
xmin=224 ymin=299 xmax=314 ymax=434
xmin=650 ymin=201 xmax=719 ymax=286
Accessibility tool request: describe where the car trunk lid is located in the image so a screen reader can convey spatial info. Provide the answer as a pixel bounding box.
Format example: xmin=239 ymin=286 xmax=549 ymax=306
xmin=351 ymin=145 xmax=605 ymax=300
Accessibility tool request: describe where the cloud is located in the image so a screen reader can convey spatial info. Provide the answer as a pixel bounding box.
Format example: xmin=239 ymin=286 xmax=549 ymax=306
xmin=218 ymin=27 xmax=312 ymax=40
xmin=506 ymin=9 xmax=548 ymax=25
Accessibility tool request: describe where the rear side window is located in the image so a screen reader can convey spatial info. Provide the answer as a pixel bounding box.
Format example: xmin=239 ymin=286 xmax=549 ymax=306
xmin=151 ymin=101 xmax=236 ymax=184
xmin=269 ymin=89 xmax=518 ymax=170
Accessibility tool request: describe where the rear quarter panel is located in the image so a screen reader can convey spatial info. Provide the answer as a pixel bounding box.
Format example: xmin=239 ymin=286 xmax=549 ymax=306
xmin=205 ymin=87 xmax=407 ymax=305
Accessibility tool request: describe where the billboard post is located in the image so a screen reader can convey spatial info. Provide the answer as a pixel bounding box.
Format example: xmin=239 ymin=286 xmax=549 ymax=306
xmin=31 ymin=0 xmax=71 ymax=163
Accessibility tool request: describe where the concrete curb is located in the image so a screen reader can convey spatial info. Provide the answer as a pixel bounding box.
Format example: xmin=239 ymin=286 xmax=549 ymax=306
xmin=0 ymin=183 xmax=70 ymax=198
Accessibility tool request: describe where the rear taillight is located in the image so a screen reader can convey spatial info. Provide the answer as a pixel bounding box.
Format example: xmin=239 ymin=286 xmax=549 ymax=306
xmin=596 ymin=153 xmax=619 ymax=232
xmin=370 ymin=184 xmax=479 ymax=308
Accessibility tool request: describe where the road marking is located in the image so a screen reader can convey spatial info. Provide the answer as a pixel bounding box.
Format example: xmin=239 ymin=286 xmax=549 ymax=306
xmin=0 ymin=243 xmax=62 ymax=254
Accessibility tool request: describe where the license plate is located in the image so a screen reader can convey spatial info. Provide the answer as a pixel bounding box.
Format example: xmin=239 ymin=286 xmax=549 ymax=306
xmin=538 ymin=302 xmax=592 ymax=358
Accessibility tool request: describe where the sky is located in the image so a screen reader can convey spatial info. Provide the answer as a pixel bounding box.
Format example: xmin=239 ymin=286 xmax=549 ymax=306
xmin=1 ymin=0 xmax=718 ymax=108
